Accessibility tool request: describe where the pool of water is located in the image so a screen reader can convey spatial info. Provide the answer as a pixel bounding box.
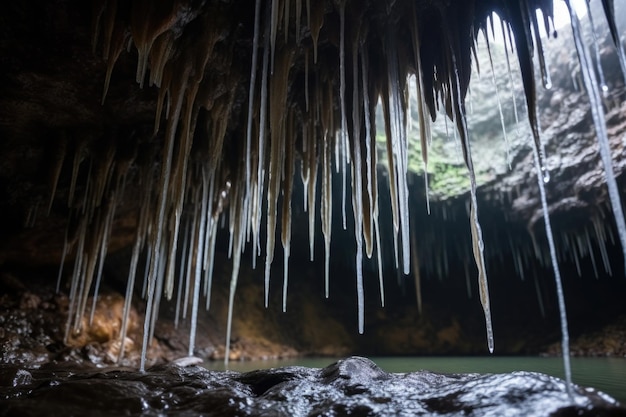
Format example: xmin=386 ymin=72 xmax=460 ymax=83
xmin=204 ymin=356 xmax=626 ymax=403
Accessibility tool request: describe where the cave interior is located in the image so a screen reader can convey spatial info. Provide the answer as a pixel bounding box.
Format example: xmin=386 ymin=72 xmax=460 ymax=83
xmin=0 ymin=0 xmax=626 ymax=370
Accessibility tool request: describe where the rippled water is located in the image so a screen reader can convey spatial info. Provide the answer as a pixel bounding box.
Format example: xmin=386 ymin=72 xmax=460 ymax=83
xmin=204 ymin=356 xmax=626 ymax=403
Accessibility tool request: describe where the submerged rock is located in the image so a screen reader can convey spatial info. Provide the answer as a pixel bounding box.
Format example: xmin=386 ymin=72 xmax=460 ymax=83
xmin=1 ymin=357 xmax=624 ymax=416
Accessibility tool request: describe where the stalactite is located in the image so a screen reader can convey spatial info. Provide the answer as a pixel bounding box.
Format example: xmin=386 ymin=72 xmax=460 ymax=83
xmin=410 ymin=227 xmax=422 ymax=315
xmin=585 ymin=226 xmax=600 ymax=279
xmin=381 ymin=83 xmax=400 ymax=272
xmin=265 ymin=43 xmax=292 ymax=307
xmin=56 ymin=229 xmax=69 ymax=294
xmin=350 ymin=93 xmax=365 ymax=333
xmin=68 ymin=140 xmax=87 ymax=208
xmin=270 ymin=0 xmax=280 ymax=72
xmin=566 ymin=233 xmax=581 ymax=277
xmin=89 ymin=191 xmax=117 ymax=325
xmin=533 ymin=267 xmax=546 ymax=318
xmin=281 ymin=110 xmax=295 ymax=312
xmin=360 ymin=46 xmax=373 ymax=259
xmin=483 ymin=28 xmax=511 ymax=167
xmin=593 ymin=216 xmax=612 ymax=276
xmin=532 ymin=128 xmax=573 ymax=399
xmin=510 ymin=0 xmax=550 ymax=183
xmin=385 ymin=31 xmax=411 ymax=275
xmin=203 ymin=173 xmax=217 ymax=297
xmin=309 ymin=0 xmax=324 ymax=63
xmin=409 ymin=6 xmax=432 ymax=214
xmin=373 ymin=214 xmax=385 ymax=307
xmin=435 ymin=5 xmax=494 ymax=353
xmin=337 ymin=0 xmax=348 ymax=232
xmin=148 ymin=32 xmax=174 ymax=89
xmin=64 ymin=216 xmax=87 ymax=343
xmin=307 ymin=121 xmax=318 ymax=261
xmin=175 ymin=216 xmax=191 ymax=328
xmin=139 ymin=71 xmax=187 ymax=371
xmin=102 ymin=23 xmax=128 ymax=104
xmin=149 ymin=241 xmax=166 ymax=344
xmin=584 ymin=1 xmax=608 ymax=93
xmin=295 ymin=0 xmax=302 ymax=42
xmin=463 ymin=258 xmax=472 ymax=299
xmin=301 ymin=128 xmax=309 ymax=211
xmin=321 ymin=94 xmax=333 ymax=298
xmin=47 ymin=133 xmax=68 ymax=215
xmin=525 ymin=0 xmax=552 ymax=89
xmin=183 ymin=187 xmax=199 ymax=321
xmin=49 ymin=0 xmax=622 ymax=375
xmin=566 ymin=0 xmax=626 ymax=275
xmin=204 ymin=217 xmax=219 ymax=311
xmin=304 ymin=51 xmax=310 ymax=112
xmin=225 ymin=180 xmax=246 ymax=364
xmin=284 ymin=0 xmax=290 ymax=44
xmin=600 ymin=0 xmax=626 ymax=81
xmin=246 ymin=0 xmax=263 ymax=211
xmin=118 ymin=163 xmax=154 ymax=361
xmin=163 ymin=21 xmax=222 ymax=303
xmin=130 ymin=0 xmax=180 ymax=88
xmin=252 ymin=11 xmax=272 ymax=269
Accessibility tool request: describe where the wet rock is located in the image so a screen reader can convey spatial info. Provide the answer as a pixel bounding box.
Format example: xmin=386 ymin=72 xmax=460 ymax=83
xmin=1 ymin=357 xmax=624 ymax=417
xmin=0 ymin=369 xmax=32 ymax=389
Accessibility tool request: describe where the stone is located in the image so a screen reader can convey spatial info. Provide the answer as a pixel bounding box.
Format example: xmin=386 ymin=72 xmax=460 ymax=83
xmin=1 ymin=357 xmax=624 ymax=416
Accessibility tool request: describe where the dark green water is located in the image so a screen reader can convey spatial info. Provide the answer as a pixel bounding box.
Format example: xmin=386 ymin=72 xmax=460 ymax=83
xmin=204 ymin=356 xmax=626 ymax=403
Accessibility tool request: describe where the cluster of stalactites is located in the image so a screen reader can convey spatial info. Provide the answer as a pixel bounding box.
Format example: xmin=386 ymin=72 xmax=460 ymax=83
xmin=51 ymin=0 xmax=626 ymax=373
xmin=413 ymin=202 xmax=619 ymax=303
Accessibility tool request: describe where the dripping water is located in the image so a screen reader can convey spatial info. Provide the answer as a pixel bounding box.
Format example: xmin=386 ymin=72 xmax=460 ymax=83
xmin=566 ymin=0 xmax=626 ymax=275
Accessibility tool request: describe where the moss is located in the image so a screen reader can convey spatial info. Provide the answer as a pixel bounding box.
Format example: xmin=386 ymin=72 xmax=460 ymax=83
xmin=428 ymin=160 xmax=472 ymax=199
xmin=376 ymin=129 xmax=477 ymax=200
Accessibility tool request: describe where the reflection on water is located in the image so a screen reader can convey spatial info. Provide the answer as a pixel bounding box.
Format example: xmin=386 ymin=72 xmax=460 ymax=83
xmin=204 ymin=356 xmax=626 ymax=403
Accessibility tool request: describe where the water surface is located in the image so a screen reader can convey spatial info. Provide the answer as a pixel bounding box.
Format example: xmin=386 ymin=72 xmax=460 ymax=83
xmin=204 ymin=356 xmax=626 ymax=403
